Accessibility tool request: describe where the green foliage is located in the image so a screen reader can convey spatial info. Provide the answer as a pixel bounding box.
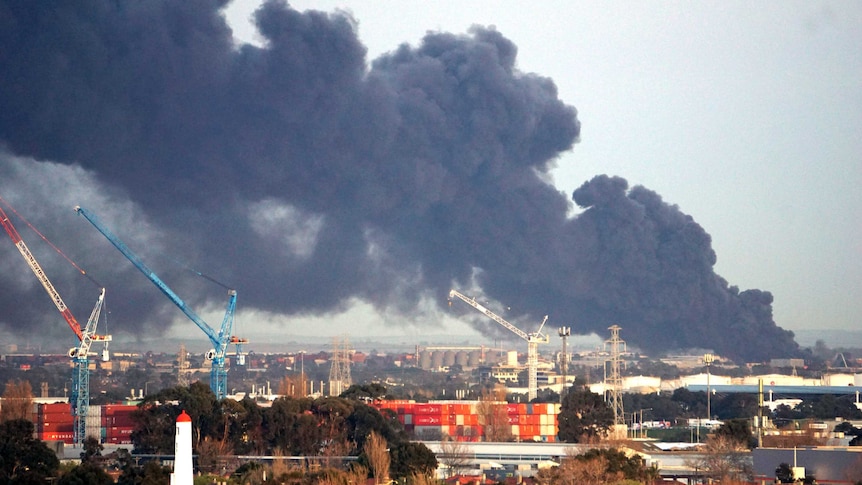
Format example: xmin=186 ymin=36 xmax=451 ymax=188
xmin=80 ymin=436 xmax=103 ymax=463
xmin=340 ymin=383 xmax=387 ymax=401
xmin=57 ymin=462 xmax=113 ymax=485
xmin=671 ymin=388 xmax=708 ymax=417
xmin=390 ymin=441 xmax=438 ymax=478
xmin=623 ymin=391 xmax=686 ymax=423
xmin=576 ymin=448 xmax=653 ymax=481
xmin=0 ymin=419 xmax=60 ymax=483
xmin=115 ymin=456 xmax=171 ymax=485
xmin=557 ymin=387 xmax=614 ymax=443
xmin=713 ymin=419 xmax=755 ymax=449
xmin=775 ymin=462 xmax=795 ymax=483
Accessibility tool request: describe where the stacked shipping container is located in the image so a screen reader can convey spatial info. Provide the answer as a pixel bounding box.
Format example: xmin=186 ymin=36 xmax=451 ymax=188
xmin=36 ymin=402 xmax=74 ymax=443
xmin=374 ymin=400 xmax=559 ymax=442
xmin=33 ymin=403 xmax=137 ymax=445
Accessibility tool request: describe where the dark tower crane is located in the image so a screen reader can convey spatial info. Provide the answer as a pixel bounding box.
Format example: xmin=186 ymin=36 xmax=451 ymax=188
xmin=0 ymin=202 xmax=110 ymax=444
xmin=75 ymin=206 xmax=244 ymax=399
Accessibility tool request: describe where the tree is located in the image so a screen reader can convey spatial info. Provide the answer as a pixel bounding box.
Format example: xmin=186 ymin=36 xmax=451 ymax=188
xmin=341 ymin=383 xmax=387 ymax=401
xmin=558 ymin=388 xmax=614 ymax=443
xmin=115 ymin=453 xmax=171 ymax=485
xmin=364 ymin=431 xmax=390 ymax=484
xmin=80 ymin=436 xmax=103 ymax=464
xmin=535 ymin=447 xmax=659 ymax=485
xmin=687 ymin=434 xmax=752 ymax=483
xmin=775 ymin=462 xmax=795 ymax=483
xmin=575 ymin=448 xmax=657 ymax=482
xmin=1 ymin=380 xmax=33 ymax=422
xmin=389 ymin=441 xmax=437 ymax=479
xmin=438 ymin=438 xmax=472 ymax=478
xmin=347 ymin=403 xmax=405 ymax=453
xmin=131 ymin=382 xmax=220 ymax=454
xmin=713 ymin=419 xmax=755 ymax=449
xmin=57 ymin=462 xmax=113 ymax=485
xmin=476 ymin=387 xmax=512 ymax=442
xmin=0 ymin=419 xmax=60 ymax=483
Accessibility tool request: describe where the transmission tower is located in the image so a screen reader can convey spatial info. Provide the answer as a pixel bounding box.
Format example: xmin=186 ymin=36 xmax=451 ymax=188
xmin=177 ymin=344 xmax=189 ymax=387
xmin=328 ymin=336 xmax=352 ymax=396
xmin=605 ymin=325 xmax=626 ymax=426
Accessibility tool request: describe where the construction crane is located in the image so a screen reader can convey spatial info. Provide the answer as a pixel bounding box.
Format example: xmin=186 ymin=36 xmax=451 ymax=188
xmin=0 ymin=203 xmax=110 ymax=445
xmin=448 ymin=289 xmax=548 ymax=401
xmin=75 ymin=206 xmax=244 ymax=400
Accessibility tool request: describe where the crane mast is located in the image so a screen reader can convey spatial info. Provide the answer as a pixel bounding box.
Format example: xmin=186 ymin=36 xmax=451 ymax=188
xmin=449 ymin=289 xmax=548 ymax=401
xmin=0 ymin=204 xmax=110 ymax=444
xmin=75 ymin=206 xmax=241 ymax=400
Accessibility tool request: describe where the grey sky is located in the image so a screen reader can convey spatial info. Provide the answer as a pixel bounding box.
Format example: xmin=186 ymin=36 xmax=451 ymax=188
xmin=226 ymin=0 xmax=861 ymax=335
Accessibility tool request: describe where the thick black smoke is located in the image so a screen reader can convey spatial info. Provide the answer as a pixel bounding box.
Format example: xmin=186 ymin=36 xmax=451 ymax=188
xmin=0 ymin=0 xmax=797 ymax=361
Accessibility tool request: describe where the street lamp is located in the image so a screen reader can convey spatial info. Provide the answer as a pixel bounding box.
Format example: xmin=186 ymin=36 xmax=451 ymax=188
xmin=639 ymin=408 xmax=652 ymax=439
xmin=703 ymin=353 xmax=714 ymax=420
xmin=558 ymin=327 xmax=570 ymax=402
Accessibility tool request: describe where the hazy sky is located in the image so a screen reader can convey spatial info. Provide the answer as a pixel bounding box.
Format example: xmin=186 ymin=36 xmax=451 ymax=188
xmin=226 ymin=0 xmax=861 ymax=336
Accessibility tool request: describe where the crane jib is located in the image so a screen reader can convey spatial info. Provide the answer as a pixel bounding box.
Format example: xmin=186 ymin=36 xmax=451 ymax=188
xmin=75 ymin=205 xmax=240 ymax=400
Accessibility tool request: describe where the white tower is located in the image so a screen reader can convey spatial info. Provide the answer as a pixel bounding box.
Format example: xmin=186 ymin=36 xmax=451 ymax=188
xmin=170 ymin=410 xmax=193 ymax=485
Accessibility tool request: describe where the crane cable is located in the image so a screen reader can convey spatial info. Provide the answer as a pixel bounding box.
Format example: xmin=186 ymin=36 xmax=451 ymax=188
xmin=0 ymin=194 xmax=102 ymax=288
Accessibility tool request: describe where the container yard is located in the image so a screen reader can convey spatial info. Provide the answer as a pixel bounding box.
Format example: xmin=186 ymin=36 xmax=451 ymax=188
xmin=373 ymin=400 xmax=560 ymax=442
xmin=32 ymin=402 xmax=137 ymax=445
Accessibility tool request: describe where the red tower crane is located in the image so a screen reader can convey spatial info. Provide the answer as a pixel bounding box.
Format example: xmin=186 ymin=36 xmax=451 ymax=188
xmin=0 ymin=200 xmax=110 ymax=444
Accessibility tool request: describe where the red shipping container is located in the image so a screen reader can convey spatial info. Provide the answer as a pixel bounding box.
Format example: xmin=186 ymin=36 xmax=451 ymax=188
xmin=414 ymin=404 xmax=442 ymax=415
xmin=414 ymin=415 xmax=442 ymax=426
xmin=40 ymin=411 xmax=74 ymax=421
xmin=107 ymin=416 xmax=136 ymax=427
xmin=40 ymin=403 xmax=71 ymax=414
xmin=39 ymin=432 xmax=74 ymax=443
xmin=106 ymin=426 xmax=135 ymax=436
xmin=40 ymin=422 xmax=74 ymax=432
xmin=506 ymin=404 xmax=519 ymax=415
xmin=104 ymin=405 xmax=137 ymax=415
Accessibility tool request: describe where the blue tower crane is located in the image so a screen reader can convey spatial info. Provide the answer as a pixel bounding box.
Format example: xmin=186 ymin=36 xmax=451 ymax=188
xmin=75 ymin=206 xmax=243 ymax=400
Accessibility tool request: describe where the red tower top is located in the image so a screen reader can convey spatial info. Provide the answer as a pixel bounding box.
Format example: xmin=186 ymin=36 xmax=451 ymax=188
xmin=177 ymin=410 xmax=191 ymax=423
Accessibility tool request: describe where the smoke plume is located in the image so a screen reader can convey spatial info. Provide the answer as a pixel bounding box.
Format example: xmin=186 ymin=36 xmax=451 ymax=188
xmin=0 ymin=0 xmax=797 ymax=361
